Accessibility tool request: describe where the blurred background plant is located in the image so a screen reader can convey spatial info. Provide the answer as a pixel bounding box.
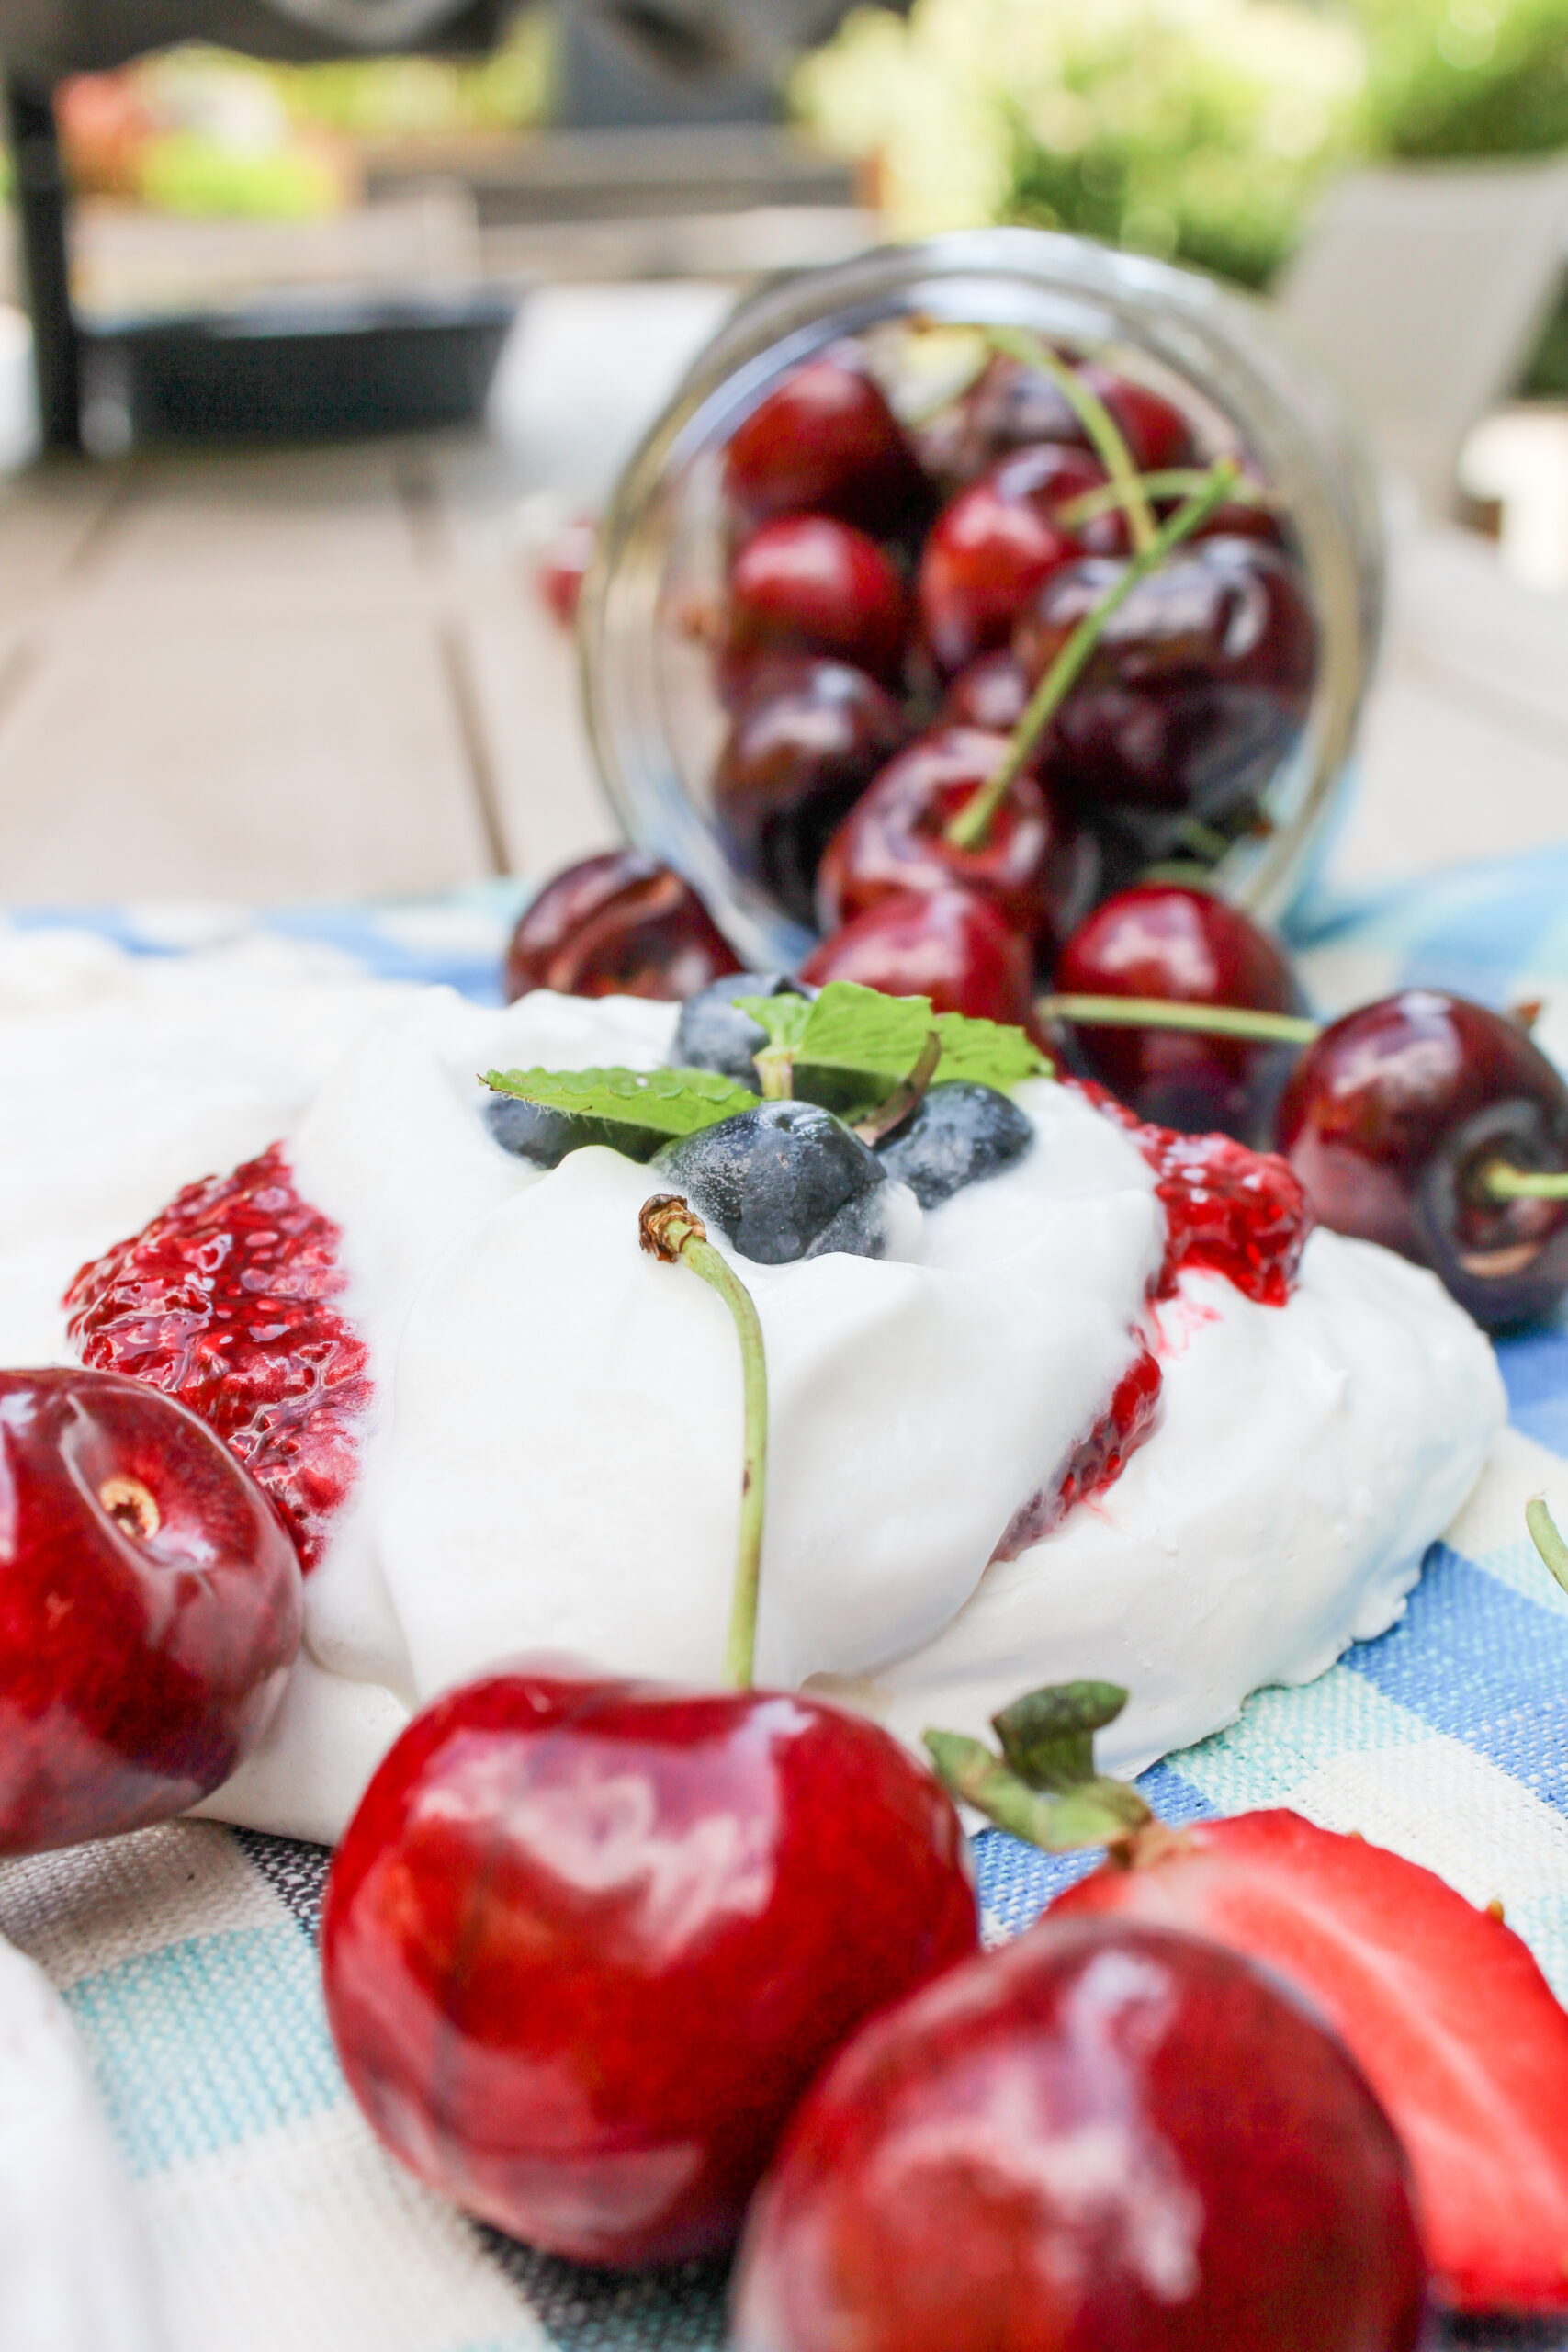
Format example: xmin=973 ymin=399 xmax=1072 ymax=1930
xmin=795 ymin=0 xmax=1568 ymax=284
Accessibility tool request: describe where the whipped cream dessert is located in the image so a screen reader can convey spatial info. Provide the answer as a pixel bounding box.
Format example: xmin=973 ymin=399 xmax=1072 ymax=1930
xmin=0 ymin=1932 xmax=158 ymax=2352
xmin=1 ymin=930 xmax=1504 ymax=1844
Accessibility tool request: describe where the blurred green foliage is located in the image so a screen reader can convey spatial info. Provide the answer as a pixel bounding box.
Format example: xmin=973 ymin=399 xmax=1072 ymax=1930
xmin=796 ymin=0 xmax=1568 ymax=291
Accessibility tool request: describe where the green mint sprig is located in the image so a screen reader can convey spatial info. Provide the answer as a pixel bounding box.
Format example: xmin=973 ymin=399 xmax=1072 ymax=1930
xmin=739 ymin=981 xmax=1052 ymax=1114
xmin=480 ymin=1065 xmax=758 ymax=1159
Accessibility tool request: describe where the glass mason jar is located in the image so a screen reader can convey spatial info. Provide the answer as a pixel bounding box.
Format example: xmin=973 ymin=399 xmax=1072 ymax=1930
xmin=579 ymin=226 xmax=1382 ymax=970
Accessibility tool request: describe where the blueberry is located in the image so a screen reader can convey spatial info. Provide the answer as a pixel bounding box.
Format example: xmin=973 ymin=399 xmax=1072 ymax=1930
xmin=671 ymin=972 xmax=813 ymax=1089
xmin=874 ymin=1082 xmax=1032 ymax=1208
xmin=655 ymin=1101 xmax=893 ymax=1266
xmin=484 ymin=1091 xmax=581 ymax=1167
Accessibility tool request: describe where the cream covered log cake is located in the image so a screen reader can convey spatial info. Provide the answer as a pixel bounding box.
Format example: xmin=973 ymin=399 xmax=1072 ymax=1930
xmin=0 ymin=933 xmax=1503 ymax=1843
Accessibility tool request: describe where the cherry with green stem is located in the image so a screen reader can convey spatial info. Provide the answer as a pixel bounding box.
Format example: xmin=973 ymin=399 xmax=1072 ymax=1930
xmin=321 ymin=1189 xmax=978 ymax=2268
xmin=943 ymin=456 xmax=1241 ymax=854
xmin=985 ymin=326 xmax=1159 ymax=554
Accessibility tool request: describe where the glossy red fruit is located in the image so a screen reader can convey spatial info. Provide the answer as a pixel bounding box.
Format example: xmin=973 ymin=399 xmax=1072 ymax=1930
xmin=321 ymin=1666 xmax=977 ymax=2268
xmin=815 ymin=727 xmax=1099 ymax=966
xmin=1016 ymin=537 xmax=1316 ymax=823
xmin=723 ymin=515 xmax=910 ymax=695
xmin=502 ymin=850 xmax=740 ymax=1004
xmin=1054 ymin=884 xmax=1305 ymax=1145
xmin=801 ymin=887 xmax=1038 ymax=1028
xmin=0 ymin=1369 xmax=302 ymax=1858
xmin=712 ymin=658 xmax=909 ymax=929
xmin=1050 ymin=1810 xmax=1568 ymax=2313
xmin=724 ymin=353 xmax=923 ymax=536
xmin=732 ymin=1917 xmax=1426 ymax=2352
xmin=918 ymin=353 xmax=1198 ymax=493
xmin=535 ymin=513 xmax=596 ymax=628
xmin=918 ymin=445 xmax=1111 ymax=675
xmin=943 ymin=647 xmax=1032 ymax=732
xmin=1080 ymin=362 xmax=1199 ymax=473
xmin=1276 ymin=989 xmax=1568 ymax=1330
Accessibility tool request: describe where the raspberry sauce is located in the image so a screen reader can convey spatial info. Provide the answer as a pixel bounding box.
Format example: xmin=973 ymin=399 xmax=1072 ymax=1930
xmin=994 ymin=1340 xmax=1163 ymax=1558
xmin=64 ymin=1145 xmax=368 ymax=1571
xmin=1075 ymin=1079 xmax=1312 ymax=1307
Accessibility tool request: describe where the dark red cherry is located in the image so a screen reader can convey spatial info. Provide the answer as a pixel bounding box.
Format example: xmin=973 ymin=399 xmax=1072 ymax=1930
xmin=801 ymin=887 xmax=1037 ymax=1029
xmin=918 ymin=353 xmax=1198 ymax=493
xmin=731 ymin=1919 xmax=1426 ymax=2352
xmin=712 ymin=659 xmax=910 ymax=929
xmin=723 ymin=515 xmax=910 ymax=695
xmin=724 ymin=354 xmax=923 ymax=536
xmin=502 ymin=849 xmax=740 ymax=1004
xmin=1276 ymin=989 xmax=1568 ymax=1330
xmin=1016 ymin=536 xmax=1317 ymax=825
xmin=815 ymin=726 xmax=1099 ymax=967
xmin=321 ymin=1664 xmax=977 ymax=2268
xmin=1080 ymin=361 xmax=1199 ymax=472
xmin=942 ymin=647 xmax=1032 ymax=732
xmin=918 ymin=444 xmax=1115 ymax=675
xmin=0 ymin=1368 xmax=302 ymax=1858
xmin=534 ymin=513 xmax=596 ymax=628
xmin=1054 ymin=884 xmax=1305 ymax=1145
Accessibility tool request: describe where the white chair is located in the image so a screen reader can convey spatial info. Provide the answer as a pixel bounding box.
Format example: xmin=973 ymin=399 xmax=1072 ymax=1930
xmin=1277 ymin=156 xmax=1568 ymax=519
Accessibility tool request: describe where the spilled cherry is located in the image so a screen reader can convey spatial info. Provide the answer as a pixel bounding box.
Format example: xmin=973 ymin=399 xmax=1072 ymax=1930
xmin=502 ymin=849 xmax=740 ymax=1004
xmin=732 ymin=1917 xmax=1426 ymax=2352
xmin=0 ymin=1369 xmax=301 ymax=1857
xmin=321 ymin=1195 xmax=977 ymax=2267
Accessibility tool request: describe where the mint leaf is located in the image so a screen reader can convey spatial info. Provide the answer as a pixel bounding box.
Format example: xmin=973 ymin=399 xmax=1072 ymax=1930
xmin=932 ymin=1012 xmax=1052 ymax=1091
xmin=793 ymin=982 xmax=936 ymax=1115
xmin=481 ymin=1065 xmax=758 ymax=1161
xmin=734 ymin=993 xmax=812 ymax=1051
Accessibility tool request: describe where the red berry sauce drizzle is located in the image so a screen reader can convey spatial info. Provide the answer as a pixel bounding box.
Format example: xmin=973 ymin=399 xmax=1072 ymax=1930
xmin=64 ymin=1145 xmax=368 ymax=1571
xmin=996 ymin=1088 xmax=1315 ymax=1552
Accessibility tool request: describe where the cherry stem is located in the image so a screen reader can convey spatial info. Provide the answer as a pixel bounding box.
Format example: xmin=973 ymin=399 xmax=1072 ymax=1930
xmin=1054 ymin=466 xmax=1268 ymax=533
xmin=944 ymin=458 xmax=1240 ymax=855
xmin=1037 ymin=992 xmax=1320 ymax=1046
xmin=1482 ymin=1161 xmax=1568 ymax=1202
xmin=986 ymin=326 xmax=1158 ymax=554
xmin=1526 ymin=1496 xmax=1568 ymax=1599
xmin=639 ymin=1195 xmax=768 ymax=1690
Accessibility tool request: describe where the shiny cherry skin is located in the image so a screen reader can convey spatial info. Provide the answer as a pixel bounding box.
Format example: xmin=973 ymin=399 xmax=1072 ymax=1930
xmin=1277 ymin=989 xmax=1568 ymax=1330
xmin=723 ymin=515 xmax=911 ymax=696
xmin=918 ymin=445 xmax=1114 ymax=675
xmin=815 ymin=726 xmax=1099 ymax=967
xmin=919 ymin=353 xmax=1197 ymax=494
xmin=0 ymin=1369 xmax=302 ymax=1858
xmin=712 ymin=658 xmax=909 ymax=929
xmin=1054 ymin=884 xmax=1305 ymax=1145
xmin=724 ymin=353 xmax=924 ymax=536
xmin=321 ymin=1664 xmax=977 ymax=2268
xmin=943 ymin=647 xmax=1032 ymax=732
xmin=801 ymin=886 xmax=1038 ymax=1029
xmin=502 ymin=849 xmax=740 ymax=1004
xmin=732 ymin=1918 xmax=1426 ymax=2352
xmin=1016 ymin=536 xmax=1317 ymax=826
xmin=1080 ymin=361 xmax=1199 ymax=473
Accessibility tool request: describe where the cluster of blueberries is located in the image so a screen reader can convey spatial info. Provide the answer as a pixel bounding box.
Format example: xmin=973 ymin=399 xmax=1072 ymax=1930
xmin=485 ymin=974 xmax=1035 ymax=1266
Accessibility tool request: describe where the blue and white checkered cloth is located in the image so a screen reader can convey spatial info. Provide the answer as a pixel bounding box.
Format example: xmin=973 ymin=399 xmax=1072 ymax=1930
xmin=6 ymin=854 xmax=1568 ymax=2352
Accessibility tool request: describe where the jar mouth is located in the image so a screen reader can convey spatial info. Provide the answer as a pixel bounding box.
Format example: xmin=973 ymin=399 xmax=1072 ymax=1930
xmin=581 ymin=227 xmax=1383 ymax=974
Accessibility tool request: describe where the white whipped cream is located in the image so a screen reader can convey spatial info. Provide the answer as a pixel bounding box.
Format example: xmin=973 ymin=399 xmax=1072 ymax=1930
xmin=0 ymin=1933 xmax=160 ymax=2352
xmin=0 ymin=934 xmax=1505 ymax=1842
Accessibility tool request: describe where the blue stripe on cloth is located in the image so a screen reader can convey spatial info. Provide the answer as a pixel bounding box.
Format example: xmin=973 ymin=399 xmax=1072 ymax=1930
xmin=1292 ymin=846 xmax=1568 ymax=992
xmin=973 ymin=1761 xmax=1214 ymax=1937
xmin=62 ymin=1926 xmax=343 ymax=2178
xmin=1342 ymin=1545 xmax=1568 ymax=1811
xmin=1495 ymin=1323 xmax=1568 ymax=1456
